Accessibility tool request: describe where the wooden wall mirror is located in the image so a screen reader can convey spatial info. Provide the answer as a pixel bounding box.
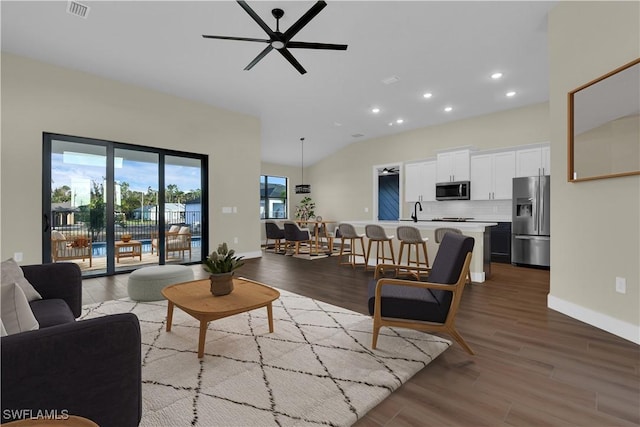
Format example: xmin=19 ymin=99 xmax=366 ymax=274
xmin=568 ymin=58 xmax=640 ymax=182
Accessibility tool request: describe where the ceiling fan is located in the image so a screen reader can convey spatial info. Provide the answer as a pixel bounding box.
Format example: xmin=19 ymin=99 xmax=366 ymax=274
xmin=381 ymin=167 xmax=399 ymax=175
xmin=202 ymin=0 xmax=348 ymax=75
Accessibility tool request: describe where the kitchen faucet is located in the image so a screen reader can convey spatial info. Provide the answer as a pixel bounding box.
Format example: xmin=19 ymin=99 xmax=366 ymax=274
xmin=411 ymin=201 xmax=422 ymax=222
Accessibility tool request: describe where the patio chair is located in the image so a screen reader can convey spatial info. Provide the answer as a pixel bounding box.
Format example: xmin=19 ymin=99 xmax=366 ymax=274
xmin=51 ymin=231 xmax=92 ymax=267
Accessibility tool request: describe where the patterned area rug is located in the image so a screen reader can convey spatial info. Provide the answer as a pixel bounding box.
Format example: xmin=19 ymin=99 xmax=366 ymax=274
xmin=81 ymin=288 xmax=450 ymax=427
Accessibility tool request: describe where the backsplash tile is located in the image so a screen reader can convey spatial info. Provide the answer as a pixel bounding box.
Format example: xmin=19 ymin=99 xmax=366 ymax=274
xmin=404 ymin=200 xmax=512 ymax=222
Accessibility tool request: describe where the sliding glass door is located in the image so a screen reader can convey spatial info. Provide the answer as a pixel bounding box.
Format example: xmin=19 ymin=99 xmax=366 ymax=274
xmin=43 ymin=133 xmax=207 ymax=277
xmin=48 ymin=139 xmax=108 ymax=275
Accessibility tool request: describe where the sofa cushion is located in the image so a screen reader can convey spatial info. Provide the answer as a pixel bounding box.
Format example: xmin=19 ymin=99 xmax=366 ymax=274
xmin=1 ymin=282 xmax=39 ymax=335
xmin=29 ymin=299 xmax=76 ymax=328
xmin=1 ymin=258 xmax=42 ymax=302
xmin=367 ymin=279 xmax=449 ymax=323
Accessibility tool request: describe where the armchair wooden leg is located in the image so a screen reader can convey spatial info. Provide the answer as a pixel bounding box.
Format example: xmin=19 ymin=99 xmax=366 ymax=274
xmin=448 ymin=327 xmax=474 ymax=355
xmin=372 ymin=324 xmax=381 ymax=349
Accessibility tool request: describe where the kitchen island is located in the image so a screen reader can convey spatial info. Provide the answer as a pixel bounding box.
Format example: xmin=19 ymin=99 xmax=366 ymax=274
xmin=347 ymin=220 xmax=496 ymax=283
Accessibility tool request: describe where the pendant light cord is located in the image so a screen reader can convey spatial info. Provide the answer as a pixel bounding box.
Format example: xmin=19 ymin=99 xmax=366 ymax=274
xmin=300 ymin=137 xmax=305 ymax=185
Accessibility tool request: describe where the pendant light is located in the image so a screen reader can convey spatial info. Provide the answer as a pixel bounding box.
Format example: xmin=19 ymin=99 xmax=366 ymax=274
xmin=295 ymin=137 xmax=311 ymax=194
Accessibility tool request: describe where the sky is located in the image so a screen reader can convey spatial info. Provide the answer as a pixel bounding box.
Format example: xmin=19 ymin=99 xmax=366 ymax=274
xmin=51 ymin=153 xmax=201 ymax=206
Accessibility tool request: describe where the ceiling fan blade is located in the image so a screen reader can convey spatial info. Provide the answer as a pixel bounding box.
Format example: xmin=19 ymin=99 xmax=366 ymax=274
xmin=286 ymin=41 xmax=348 ymax=50
xmin=278 ymin=48 xmax=307 ymax=75
xmin=202 ymin=35 xmax=270 ymax=43
xmin=244 ymin=45 xmax=274 ymax=71
xmin=283 ymin=1 xmax=327 ymax=40
xmin=237 ymin=0 xmax=277 ymax=38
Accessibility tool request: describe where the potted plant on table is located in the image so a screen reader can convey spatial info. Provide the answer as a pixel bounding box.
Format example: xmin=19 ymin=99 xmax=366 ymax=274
xmin=295 ymin=196 xmax=316 ymax=221
xmin=203 ymin=242 xmax=245 ymax=296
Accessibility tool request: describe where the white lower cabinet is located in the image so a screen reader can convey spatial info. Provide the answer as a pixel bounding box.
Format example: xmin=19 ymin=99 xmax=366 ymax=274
xmin=471 ymin=151 xmax=515 ymax=200
xmin=404 ymin=160 xmax=436 ymax=202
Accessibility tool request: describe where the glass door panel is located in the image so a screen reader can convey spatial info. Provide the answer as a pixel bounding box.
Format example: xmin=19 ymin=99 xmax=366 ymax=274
xmin=50 ymin=140 xmax=107 ymax=275
xmin=114 ymin=148 xmax=159 ymax=271
xmin=164 ymin=156 xmax=202 ymax=264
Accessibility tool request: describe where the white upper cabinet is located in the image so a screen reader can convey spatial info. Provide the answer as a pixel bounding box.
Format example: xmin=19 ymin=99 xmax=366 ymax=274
xmin=437 ymin=149 xmax=470 ymax=182
xmin=404 ymin=160 xmax=436 ymax=202
xmin=516 ymin=145 xmax=551 ymax=177
xmin=470 ymin=151 xmax=515 ymax=200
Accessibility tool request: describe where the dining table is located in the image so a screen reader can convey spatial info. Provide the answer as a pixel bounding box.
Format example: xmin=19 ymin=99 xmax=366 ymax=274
xmin=295 ymin=219 xmax=336 ymax=255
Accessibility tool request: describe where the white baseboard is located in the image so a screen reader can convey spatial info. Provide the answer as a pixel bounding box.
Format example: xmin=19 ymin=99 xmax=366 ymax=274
xmin=471 ymin=271 xmax=485 ymax=283
xmin=238 ymin=250 xmax=263 ymax=260
xmin=547 ymin=295 xmax=640 ymax=345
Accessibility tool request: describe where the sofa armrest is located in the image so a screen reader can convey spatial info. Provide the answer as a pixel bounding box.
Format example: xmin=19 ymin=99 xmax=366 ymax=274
xmin=1 ymin=313 xmax=141 ymax=427
xmin=21 ymin=263 xmax=82 ymax=318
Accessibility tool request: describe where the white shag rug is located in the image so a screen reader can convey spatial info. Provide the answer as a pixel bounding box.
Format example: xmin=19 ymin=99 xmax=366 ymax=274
xmin=81 ymin=288 xmax=450 ymax=427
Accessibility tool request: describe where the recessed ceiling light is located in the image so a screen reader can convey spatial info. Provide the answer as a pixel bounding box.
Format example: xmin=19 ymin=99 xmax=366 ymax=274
xmin=371 ymin=107 xmax=380 ymax=113
xmin=388 ymin=122 xmax=393 ymax=126
xmin=506 ymin=91 xmax=516 ymax=97
xmin=396 ymin=119 xmax=404 ymax=124
xmin=491 ymin=72 xmax=503 ymax=80
xmin=423 ymin=92 xmax=433 ymax=99
xmin=444 ymin=106 xmax=453 ymax=112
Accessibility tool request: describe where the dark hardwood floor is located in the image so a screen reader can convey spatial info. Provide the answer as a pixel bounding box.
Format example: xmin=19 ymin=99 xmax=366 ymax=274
xmin=83 ymin=251 xmax=640 ymax=427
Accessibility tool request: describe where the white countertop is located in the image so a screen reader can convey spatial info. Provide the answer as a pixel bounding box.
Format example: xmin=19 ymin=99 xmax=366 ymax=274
xmin=348 ymin=220 xmax=497 ymax=232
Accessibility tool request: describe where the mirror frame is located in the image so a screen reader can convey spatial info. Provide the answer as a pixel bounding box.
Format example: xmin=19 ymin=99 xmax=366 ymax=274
xmin=567 ymin=57 xmax=640 ymax=182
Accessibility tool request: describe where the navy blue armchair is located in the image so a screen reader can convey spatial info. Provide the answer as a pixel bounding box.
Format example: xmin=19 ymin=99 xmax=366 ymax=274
xmin=368 ymin=232 xmax=475 ymax=354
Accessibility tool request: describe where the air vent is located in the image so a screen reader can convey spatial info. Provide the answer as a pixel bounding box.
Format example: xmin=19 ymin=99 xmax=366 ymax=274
xmin=351 ymin=133 xmax=364 ymax=138
xmin=382 ymin=75 xmax=400 ymax=85
xmin=67 ymin=1 xmax=90 ymax=18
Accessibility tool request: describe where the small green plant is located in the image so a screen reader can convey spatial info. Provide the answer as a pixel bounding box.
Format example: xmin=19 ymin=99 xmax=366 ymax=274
xmin=203 ymin=242 xmax=245 ymax=274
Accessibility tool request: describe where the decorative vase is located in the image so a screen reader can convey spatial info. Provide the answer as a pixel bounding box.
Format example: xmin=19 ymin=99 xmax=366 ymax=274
xmin=209 ymin=272 xmax=234 ymax=296
xmin=121 ymin=234 xmax=132 ymax=242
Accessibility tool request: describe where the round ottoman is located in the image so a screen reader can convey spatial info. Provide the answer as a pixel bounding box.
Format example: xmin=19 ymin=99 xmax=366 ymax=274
xmin=127 ymin=265 xmax=194 ymax=301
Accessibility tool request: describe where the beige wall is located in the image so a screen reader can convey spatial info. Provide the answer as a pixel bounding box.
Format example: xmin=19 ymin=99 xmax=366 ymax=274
xmin=1 ymin=53 xmax=262 ymax=263
xmin=548 ymin=2 xmax=639 ymax=342
xmin=307 ymin=103 xmax=549 ymax=221
xmin=574 ymin=114 xmax=640 ymax=178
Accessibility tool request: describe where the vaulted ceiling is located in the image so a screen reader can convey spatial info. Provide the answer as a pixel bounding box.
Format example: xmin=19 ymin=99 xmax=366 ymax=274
xmin=1 ymin=1 xmax=556 ymax=166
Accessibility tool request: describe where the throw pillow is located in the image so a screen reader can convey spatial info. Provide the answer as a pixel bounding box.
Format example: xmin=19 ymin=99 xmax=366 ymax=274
xmin=1 ymin=258 xmax=42 ymax=302
xmin=178 ymin=226 xmax=190 ymax=235
xmin=1 ymin=282 xmax=39 ymax=335
xmin=51 ymin=230 xmax=66 ymax=240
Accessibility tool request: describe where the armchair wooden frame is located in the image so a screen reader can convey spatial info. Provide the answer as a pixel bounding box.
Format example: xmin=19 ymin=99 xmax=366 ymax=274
xmin=371 ymin=252 xmax=474 ymax=355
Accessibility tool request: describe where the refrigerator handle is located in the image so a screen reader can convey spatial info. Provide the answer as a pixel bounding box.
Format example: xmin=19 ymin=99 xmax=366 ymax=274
xmin=539 ymin=178 xmax=545 ymax=232
xmin=534 ymin=181 xmax=539 ymax=233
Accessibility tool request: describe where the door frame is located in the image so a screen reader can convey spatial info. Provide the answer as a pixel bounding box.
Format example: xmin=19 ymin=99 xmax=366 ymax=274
xmin=372 ymin=163 xmax=402 ymax=221
xmin=43 ymin=132 xmax=209 ymax=277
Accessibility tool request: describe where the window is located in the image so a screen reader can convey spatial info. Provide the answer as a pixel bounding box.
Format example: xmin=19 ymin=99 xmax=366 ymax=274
xmin=260 ymin=175 xmax=288 ymax=219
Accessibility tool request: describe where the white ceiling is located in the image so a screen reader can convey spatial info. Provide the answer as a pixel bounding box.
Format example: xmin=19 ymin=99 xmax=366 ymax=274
xmin=1 ymin=0 xmax=555 ymax=167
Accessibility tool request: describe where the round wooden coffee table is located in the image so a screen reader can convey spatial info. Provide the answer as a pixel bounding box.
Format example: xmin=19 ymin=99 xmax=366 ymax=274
xmin=161 ymin=277 xmax=280 ymax=358
xmin=3 ymin=416 xmax=97 ymax=426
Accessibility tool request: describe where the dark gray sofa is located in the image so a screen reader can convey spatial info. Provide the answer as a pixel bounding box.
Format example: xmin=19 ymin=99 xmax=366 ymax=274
xmin=1 ymin=263 xmax=142 ymax=427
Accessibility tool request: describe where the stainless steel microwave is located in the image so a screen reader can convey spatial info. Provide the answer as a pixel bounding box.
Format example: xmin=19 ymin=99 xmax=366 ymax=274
xmin=435 ymin=181 xmax=471 ymax=201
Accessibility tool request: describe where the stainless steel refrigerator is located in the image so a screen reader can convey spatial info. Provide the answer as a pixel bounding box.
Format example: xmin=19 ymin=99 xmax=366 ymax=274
xmin=512 ymin=175 xmax=550 ymax=267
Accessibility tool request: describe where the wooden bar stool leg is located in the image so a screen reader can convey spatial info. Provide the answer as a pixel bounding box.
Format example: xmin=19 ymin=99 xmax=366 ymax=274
xmin=366 ymin=239 xmax=374 ymax=270
xmin=388 ymin=240 xmax=396 ymax=264
xmin=360 ymin=237 xmax=368 ymax=267
xmin=421 ymin=242 xmax=429 ymax=267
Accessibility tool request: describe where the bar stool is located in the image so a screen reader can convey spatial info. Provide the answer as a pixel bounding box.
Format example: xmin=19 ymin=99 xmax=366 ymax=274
xmin=435 ymin=227 xmax=472 ymax=284
xmin=337 ymin=223 xmax=368 ymax=268
xmin=396 ymin=225 xmax=429 ymax=269
xmin=365 ymin=224 xmax=395 ymax=270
